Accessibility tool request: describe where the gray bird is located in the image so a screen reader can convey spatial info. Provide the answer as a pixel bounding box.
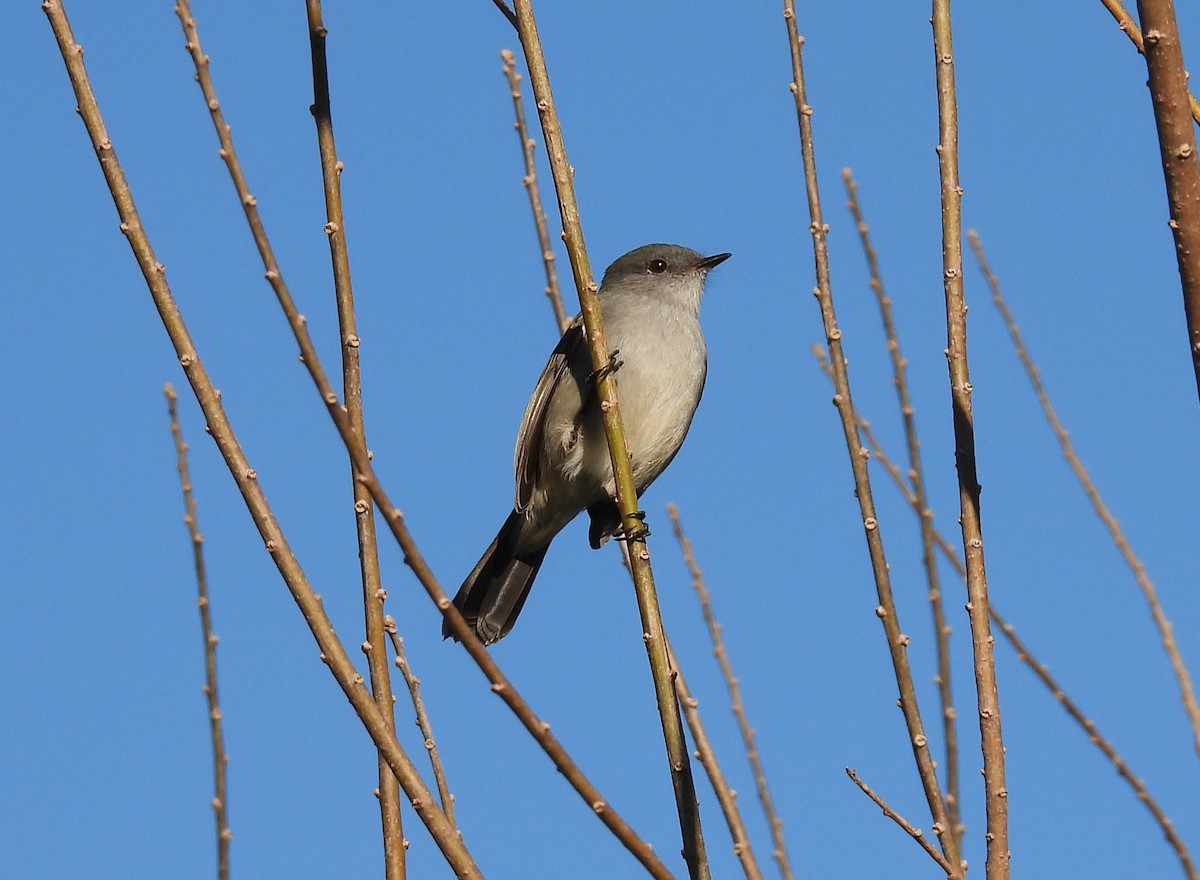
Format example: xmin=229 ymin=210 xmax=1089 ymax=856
xmin=446 ymin=243 xmax=730 ymax=644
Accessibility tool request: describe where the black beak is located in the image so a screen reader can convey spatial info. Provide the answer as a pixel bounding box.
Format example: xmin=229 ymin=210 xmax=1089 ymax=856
xmin=697 ymin=252 xmax=732 ymax=271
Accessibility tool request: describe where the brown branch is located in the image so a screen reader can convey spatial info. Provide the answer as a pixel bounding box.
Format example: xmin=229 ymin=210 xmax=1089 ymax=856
xmin=44 ymin=3 xmax=477 ymax=871
xmin=811 ymin=347 xmax=968 ymax=604
xmin=1135 ymin=0 xmax=1200 ymax=402
xmin=814 ymin=344 xmax=1198 ymax=879
xmin=175 ymin=2 xmax=407 ymax=871
xmin=668 ymin=639 xmax=765 ymax=880
xmin=841 ymin=168 xmax=962 ymax=846
xmin=500 ymin=49 xmax=569 ymax=334
xmin=930 ymin=4 xmax=1009 ymax=876
xmin=782 ymin=5 xmax=961 ymax=875
xmin=667 ymin=505 xmax=793 ymax=880
xmin=302 ymin=4 xmax=406 ymax=874
xmin=1097 ymin=0 xmax=1200 ymax=124
xmin=335 ymin=470 xmax=676 ymax=874
xmin=845 ymin=768 xmax=954 ymax=875
xmin=990 ymin=616 xmax=1198 ymax=880
xmin=510 ymin=2 xmax=709 ymax=877
xmin=165 ymin=384 xmax=231 ymax=880
xmin=489 ymin=0 xmax=518 ymax=31
xmin=968 ymin=229 xmax=1200 ymax=757
xmin=48 ymin=3 xmax=674 ymax=876
xmin=384 ymin=617 xmax=457 ymax=829
xmin=812 ymin=345 xmax=968 ymax=583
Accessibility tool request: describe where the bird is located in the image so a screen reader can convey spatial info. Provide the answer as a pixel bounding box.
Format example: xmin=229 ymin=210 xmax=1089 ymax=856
xmin=446 ymin=243 xmax=730 ymax=644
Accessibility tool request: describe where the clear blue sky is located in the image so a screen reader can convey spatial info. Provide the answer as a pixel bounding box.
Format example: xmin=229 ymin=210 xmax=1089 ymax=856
xmin=5 ymin=2 xmax=1200 ymax=878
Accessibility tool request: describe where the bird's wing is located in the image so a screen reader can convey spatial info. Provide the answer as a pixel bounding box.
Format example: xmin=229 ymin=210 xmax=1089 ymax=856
xmin=514 ymin=317 xmax=586 ymax=512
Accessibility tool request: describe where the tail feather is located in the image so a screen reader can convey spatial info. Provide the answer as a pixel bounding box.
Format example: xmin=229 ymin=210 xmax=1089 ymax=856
xmin=446 ymin=512 xmax=549 ymax=645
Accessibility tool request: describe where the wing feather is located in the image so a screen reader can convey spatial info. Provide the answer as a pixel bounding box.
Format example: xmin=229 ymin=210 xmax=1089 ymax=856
xmin=514 ymin=318 xmax=585 ymax=512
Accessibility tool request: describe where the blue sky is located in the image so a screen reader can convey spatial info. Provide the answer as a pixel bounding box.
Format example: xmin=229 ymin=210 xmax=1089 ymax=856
xmin=5 ymin=2 xmax=1200 ymax=878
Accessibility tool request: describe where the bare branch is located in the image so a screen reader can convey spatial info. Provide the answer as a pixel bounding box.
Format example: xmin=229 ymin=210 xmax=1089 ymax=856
xmin=782 ymin=5 xmax=960 ymax=875
xmin=930 ymin=4 xmax=1009 ymax=875
xmin=1097 ymin=0 xmax=1200 ymax=123
xmin=489 ymin=0 xmax=518 ymax=31
xmin=667 ymin=505 xmax=794 ymax=880
xmin=1134 ymin=0 xmax=1200 ymax=402
xmin=841 ymin=168 xmax=962 ymax=846
xmin=510 ymin=2 xmax=709 ymax=876
xmin=668 ymin=639 xmax=765 ymax=880
xmin=176 ymin=2 xmax=407 ymax=869
xmin=384 ymin=617 xmax=457 ymax=829
xmin=968 ymin=229 xmax=1200 ymax=757
xmin=304 ymin=4 xmax=406 ymax=873
xmin=845 ymin=768 xmax=954 ymax=876
xmin=164 ymin=384 xmax=231 ymax=880
xmin=990 ymin=616 xmax=1198 ymax=880
xmin=499 ymin=49 xmax=569 ymax=333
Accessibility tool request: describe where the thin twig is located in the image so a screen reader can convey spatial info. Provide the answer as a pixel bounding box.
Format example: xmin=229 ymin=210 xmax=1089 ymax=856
xmin=1097 ymin=0 xmax=1200 ymax=123
xmin=490 ymin=0 xmax=518 ymax=31
xmin=668 ymin=639 xmax=765 ymax=880
xmin=968 ymin=229 xmax=1200 ymax=757
xmin=500 ymin=49 xmax=569 ymax=334
xmin=165 ymin=384 xmax=231 ymax=880
xmin=47 ymin=4 xmax=673 ymax=875
xmin=175 ymin=3 xmax=407 ymax=870
xmin=845 ymin=768 xmax=954 ymax=876
xmin=503 ymin=34 xmax=689 ymax=868
xmin=782 ymin=5 xmax=961 ymax=876
xmin=814 ymin=345 xmax=1199 ymax=879
xmin=667 ymin=505 xmax=793 ymax=880
xmin=930 ymin=4 xmax=1009 ymax=876
xmin=989 ymin=617 xmax=1198 ymax=880
xmin=384 ymin=617 xmax=457 ymax=828
xmin=303 ymin=4 xmax=405 ymax=874
xmin=1134 ymin=0 xmax=1200 ymax=402
xmin=841 ymin=168 xmax=962 ymax=846
xmin=45 ymin=3 xmax=477 ymax=871
xmin=811 ymin=347 xmax=966 ymax=576
xmin=510 ymin=2 xmax=709 ymax=877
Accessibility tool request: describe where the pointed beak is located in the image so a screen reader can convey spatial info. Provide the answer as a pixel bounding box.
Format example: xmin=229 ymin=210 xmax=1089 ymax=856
xmin=696 ymin=252 xmax=732 ymax=272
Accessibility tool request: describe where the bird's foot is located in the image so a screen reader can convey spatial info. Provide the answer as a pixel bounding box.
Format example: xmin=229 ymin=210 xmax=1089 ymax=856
xmin=615 ymin=509 xmax=651 ymax=543
xmin=589 ymin=349 xmax=623 ymax=385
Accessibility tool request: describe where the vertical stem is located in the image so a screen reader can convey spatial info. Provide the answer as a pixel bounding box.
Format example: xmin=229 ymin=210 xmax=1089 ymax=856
xmin=500 ymin=49 xmax=570 ymax=334
xmin=930 ymin=3 xmax=1009 ymax=877
xmin=1135 ymin=0 xmax=1200 ymax=404
xmin=969 ymin=229 xmax=1200 ymax=757
xmin=384 ymin=621 xmax=457 ymax=827
xmin=305 ymin=4 xmax=405 ymax=874
xmin=509 ymin=2 xmax=709 ymax=877
xmin=782 ymin=4 xmax=961 ymax=875
xmin=669 ymin=638 xmax=765 ymax=880
xmin=165 ymin=385 xmax=231 ymax=880
xmin=842 ymin=170 xmax=962 ymax=846
xmin=667 ymin=505 xmax=794 ymax=880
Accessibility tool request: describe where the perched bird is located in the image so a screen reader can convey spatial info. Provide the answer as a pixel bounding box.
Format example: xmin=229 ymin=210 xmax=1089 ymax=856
xmin=447 ymin=243 xmax=731 ymax=644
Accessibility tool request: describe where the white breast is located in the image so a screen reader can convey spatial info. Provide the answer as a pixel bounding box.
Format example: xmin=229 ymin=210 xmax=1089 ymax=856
xmin=603 ymin=293 xmax=707 ymax=491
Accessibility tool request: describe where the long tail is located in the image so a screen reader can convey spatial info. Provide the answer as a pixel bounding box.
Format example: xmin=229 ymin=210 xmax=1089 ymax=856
xmin=445 ymin=511 xmax=549 ymax=645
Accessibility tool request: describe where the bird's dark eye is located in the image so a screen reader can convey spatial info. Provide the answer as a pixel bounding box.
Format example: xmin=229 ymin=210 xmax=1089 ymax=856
xmin=648 ymin=259 xmax=668 ymax=274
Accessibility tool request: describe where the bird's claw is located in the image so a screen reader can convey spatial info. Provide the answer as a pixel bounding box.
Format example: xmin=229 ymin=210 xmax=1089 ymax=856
xmin=615 ymin=509 xmax=650 ymax=543
xmin=589 ymin=349 xmax=623 ymax=385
